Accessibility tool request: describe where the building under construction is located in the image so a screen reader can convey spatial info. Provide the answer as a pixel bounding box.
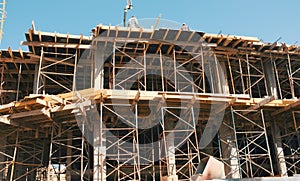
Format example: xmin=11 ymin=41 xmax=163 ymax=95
xmin=0 ymin=23 xmax=299 ymax=180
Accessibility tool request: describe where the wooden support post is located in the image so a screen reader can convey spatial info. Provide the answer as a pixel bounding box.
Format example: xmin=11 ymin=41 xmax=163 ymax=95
xmin=264 ymin=58 xmax=278 ymax=99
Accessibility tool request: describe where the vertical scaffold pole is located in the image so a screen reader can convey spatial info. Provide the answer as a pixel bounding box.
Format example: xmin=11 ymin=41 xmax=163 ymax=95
xmin=10 ymin=130 xmax=19 ymax=181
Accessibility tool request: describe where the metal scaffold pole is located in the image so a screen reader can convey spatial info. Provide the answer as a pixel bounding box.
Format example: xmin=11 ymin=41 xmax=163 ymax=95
xmin=0 ymin=0 xmax=6 ymax=44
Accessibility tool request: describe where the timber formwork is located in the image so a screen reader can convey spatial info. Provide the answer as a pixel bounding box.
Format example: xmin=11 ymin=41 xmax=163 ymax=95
xmin=0 ymin=25 xmax=299 ymax=180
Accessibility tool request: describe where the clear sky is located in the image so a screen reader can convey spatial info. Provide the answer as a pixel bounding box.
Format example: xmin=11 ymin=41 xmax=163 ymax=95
xmin=1 ymin=0 xmax=299 ymax=50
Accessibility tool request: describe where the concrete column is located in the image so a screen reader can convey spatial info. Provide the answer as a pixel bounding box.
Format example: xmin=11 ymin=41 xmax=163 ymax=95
xmin=166 ymin=132 xmax=177 ymax=181
xmin=94 ymin=54 xmax=103 ymax=90
xmin=271 ymin=121 xmax=288 ymax=176
xmin=264 ymin=61 xmax=278 ymax=99
xmin=94 ymin=103 xmax=106 ymax=181
xmin=93 ymin=42 xmax=106 ymax=181
xmin=219 ymin=120 xmax=240 ymax=179
xmin=220 ymin=60 xmax=230 ymax=94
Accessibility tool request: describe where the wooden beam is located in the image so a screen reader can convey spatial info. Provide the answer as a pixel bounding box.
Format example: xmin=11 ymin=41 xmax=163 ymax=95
xmin=0 ymin=57 xmax=38 ymax=64
xmin=243 ymin=96 xmax=275 ymax=115
xmin=232 ymin=38 xmax=243 ymax=48
xmin=38 ymin=30 xmax=42 ymax=42
xmin=28 ymin=28 xmax=36 ymax=55
xmin=19 ymin=47 xmax=31 ymax=70
xmin=28 ymin=54 xmax=75 ymax=67
xmin=18 ymin=48 xmax=24 ymax=60
xmin=269 ymin=41 xmax=278 ymax=50
xmin=10 ymin=107 xmax=51 ymax=120
xmin=223 ymin=38 xmax=232 ymax=47
xmin=216 ymin=35 xmax=224 ymax=45
xmin=215 ymin=98 xmax=236 ymax=114
xmin=186 ymin=95 xmax=196 ymax=112
xmin=271 ymin=98 xmax=300 ymax=116
xmin=21 ymin=41 xmax=91 ymax=49
xmin=0 ymin=115 xmax=37 ymax=129
xmin=50 ymin=95 xmax=67 ymax=105
xmin=204 ymin=33 xmax=259 ymax=42
xmin=7 ymin=47 xmax=14 ymax=59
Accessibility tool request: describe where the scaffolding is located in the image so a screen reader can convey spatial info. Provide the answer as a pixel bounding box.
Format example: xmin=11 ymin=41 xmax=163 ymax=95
xmin=0 ymin=25 xmax=299 ymax=180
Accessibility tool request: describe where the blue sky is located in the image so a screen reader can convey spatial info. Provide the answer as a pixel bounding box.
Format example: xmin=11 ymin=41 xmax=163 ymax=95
xmin=1 ymin=0 xmax=299 ymax=50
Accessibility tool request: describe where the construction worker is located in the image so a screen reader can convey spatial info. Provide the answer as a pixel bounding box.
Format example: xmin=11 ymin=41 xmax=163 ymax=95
xmin=181 ymin=23 xmax=190 ymax=31
xmin=126 ymin=0 xmax=133 ymax=10
xmin=91 ymin=28 xmax=97 ymax=38
xmin=128 ymin=15 xmax=139 ymax=28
